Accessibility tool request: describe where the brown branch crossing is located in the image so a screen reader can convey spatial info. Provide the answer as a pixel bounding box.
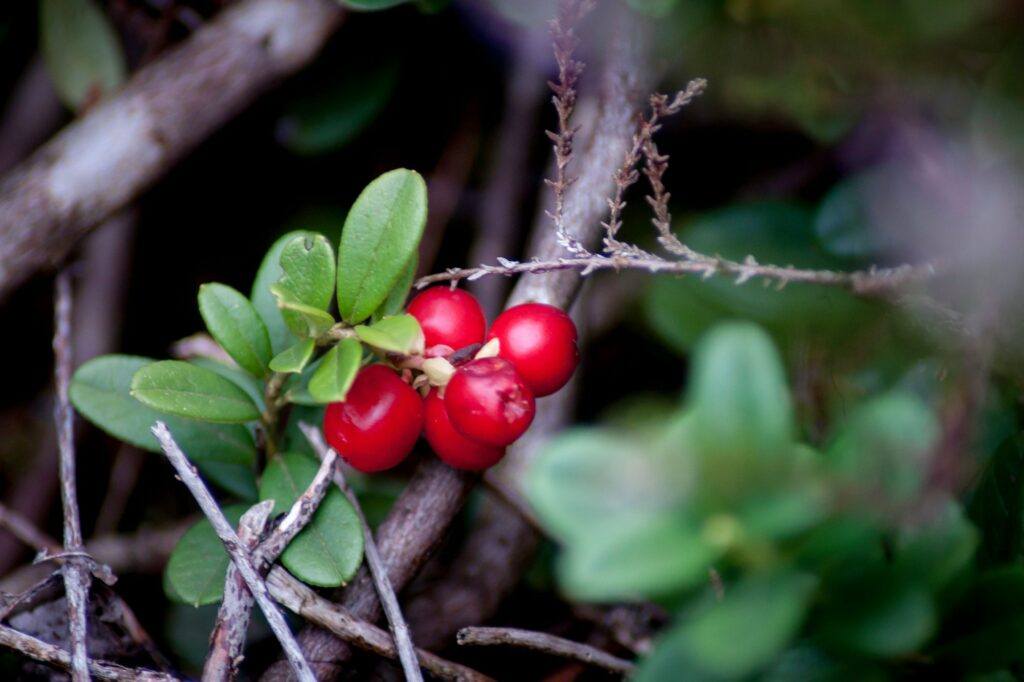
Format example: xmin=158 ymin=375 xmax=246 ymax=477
xmin=457 ymin=626 xmax=635 ymax=676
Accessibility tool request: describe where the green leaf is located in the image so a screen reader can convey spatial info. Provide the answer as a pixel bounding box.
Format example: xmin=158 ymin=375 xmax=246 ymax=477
xmin=70 ymin=355 xmax=256 ymax=499
xmin=259 ymin=453 xmax=364 ymax=587
xmin=637 ymin=570 xmax=818 ymax=681
xmin=969 ymin=434 xmax=1024 ymax=567
xmin=819 ymin=582 xmax=936 ymax=658
xmin=354 ymin=314 xmax=424 ymax=355
xmin=371 ymin=253 xmax=417 ymax=322
xmin=188 ymin=358 xmax=266 ymax=412
xmin=278 ymin=61 xmax=398 ymax=155
xmin=337 ymin=169 xmax=428 ymax=324
xmin=131 ymin=361 xmax=261 ymax=423
xmin=273 ymin=233 xmax=336 ymax=338
xmin=198 ymin=283 xmax=273 ymax=377
xmin=933 ymin=568 xmax=1024 ymax=672
xmin=40 ymin=0 xmax=126 ymax=110
xmin=252 ymin=231 xmax=315 ymax=354
xmin=165 ymin=505 xmax=247 ymax=606
xmin=308 ymin=338 xmax=362 ymax=403
xmin=689 ymin=322 xmax=794 ymax=458
xmin=269 ymin=338 xmax=316 ymax=374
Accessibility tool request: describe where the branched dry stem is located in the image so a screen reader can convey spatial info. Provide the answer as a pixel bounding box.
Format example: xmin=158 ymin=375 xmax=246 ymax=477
xmin=456 ymin=626 xmax=635 ymax=676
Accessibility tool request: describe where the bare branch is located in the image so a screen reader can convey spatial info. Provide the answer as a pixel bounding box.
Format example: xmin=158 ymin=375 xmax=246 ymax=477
xmin=53 ymin=270 xmax=91 ymax=682
xmin=457 ymin=626 xmax=635 ymax=676
xmin=267 ymin=567 xmax=491 ymax=682
xmin=298 ymin=423 xmax=422 ymax=682
xmin=0 ymin=503 xmax=61 ymax=556
xmin=152 ymin=422 xmax=315 ymax=682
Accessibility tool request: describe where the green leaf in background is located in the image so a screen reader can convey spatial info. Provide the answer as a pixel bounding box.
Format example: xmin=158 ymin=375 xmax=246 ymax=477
xmin=688 ymin=322 xmax=794 ymax=458
xmin=637 ymin=571 xmax=818 ymax=681
xmin=932 ymin=568 xmax=1024 ymax=673
xmin=371 ymin=254 xmax=417 ymax=322
xmin=308 ymin=338 xmax=362 ymax=403
xmin=269 ymin=338 xmax=316 ymax=374
xmin=40 ymin=0 xmax=126 ymax=110
xmin=70 ymin=355 xmax=256 ymax=499
xmin=272 ymin=233 xmax=336 ymax=338
xmin=354 ymin=314 xmax=424 ymax=355
xmin=278 ymin=61 xmax=398 ymax=155
xmin=131 ymin=360 xmax=261 ymax=423
xmin=626 ymin=0 xmax=680 ymax=18
xmin=819 ymin=582 xmax=937 ymax=658
xmin=165 ymin=505 xmax=247 ymax=606
xmin=894 ymin=500 xmax=977 ymax=592
xmin=259 ymin=453 xmax=364 ymax=587
xmin=198 ymin=283 xmax=273 ymax=377
xmin=252 ymin=231 xmax=316 ymax=354
xmin=337 ymin=169 xmax=428 ymax=324
xmin=969 ymin=434 xmax=1024 ymax=567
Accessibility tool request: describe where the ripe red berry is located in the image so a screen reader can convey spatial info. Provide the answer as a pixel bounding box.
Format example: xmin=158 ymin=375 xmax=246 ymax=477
xmin=444 ymin=357 xmax=535 ymax=447
xmin=407 ymin=286 xmax=487 ymax=352
xmin=486 ymin=302 xmax=579 ymax=397
xmin=323 ymin=364 xmax=423 ymax=473
xmin=423 ymin=389 xmax=505 ymax=470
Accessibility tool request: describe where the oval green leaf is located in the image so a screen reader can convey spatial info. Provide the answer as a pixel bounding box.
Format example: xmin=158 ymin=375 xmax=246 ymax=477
xmin=252 ymin=231 xmax=316 ymax=354
xmin=354 ymin=314 xmax=424 ymax=355
xmin=269 ymin=338 xmax=316 ymax=374
xmin=371 ymin=253 xmax=417 ymax=322
xmin=273 ymin=234 xmax=336 ymax=338
xmin=165 ymin=505 xmax=248 ymax=606
xmin=271 ymin=285 xmax=336 ymax=338
xmin=40 ymin=0 xmax=126 ymax=110
xmin=337 ymin=169 xmax=428 ymax=324
xmin=259 ymin=453 xmax=364 ymax=587
xmin=70 ymin=355 xmax=256 ymax=499
xmin=198 ymin=283 xmax=273 ymax=377
xmin=308 ymin=338 xmax=362 ymax=403
xmin=131 ymin=360 xmax=261 ymax=423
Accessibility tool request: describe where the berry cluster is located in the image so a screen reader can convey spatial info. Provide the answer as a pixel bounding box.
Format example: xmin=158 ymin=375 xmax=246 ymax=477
xmin=323 ymin=287 xmax=578 ymax=472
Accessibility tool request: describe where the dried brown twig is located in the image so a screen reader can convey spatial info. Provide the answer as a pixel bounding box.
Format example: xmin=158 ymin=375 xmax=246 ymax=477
xmin=457 ymin=626 xmax=635 ymax=676
xmin=298 ymin=423 xmax=423 ymax=682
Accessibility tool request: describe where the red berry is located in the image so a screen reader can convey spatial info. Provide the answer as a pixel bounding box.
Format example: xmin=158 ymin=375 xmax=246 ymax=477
xmin=423 ymin=389 xmax=505 ymax=470
xmin=407 ymin=287 xmax=486 ymax=352
xmin=323 ymin=364 xmax=423 ymax=473
xmin=444 ymin=357 xmax=535 ymax=447
xmin=486 ymin=302 xmax=579 ymax=397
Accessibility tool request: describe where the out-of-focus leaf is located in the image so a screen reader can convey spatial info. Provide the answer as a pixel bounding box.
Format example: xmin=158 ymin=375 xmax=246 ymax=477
xmin=626 ymin=0 xmax=680 ymax=18
xmin=269 ymin=338 xmax=316 ymax=374
xmin=70 ymin=355 xmax=256 ymax=499
xmin=40 ymin=0 xmax=126 ymax=110
xmin=165 ymin=505 xmax=247 ymax=606
xmin=969 ymin=434 xmax=1024 ymax=567
xmin=895 ymin=500 xmax=977 ymax=591
xmin=272 ymin=233 xmax=336 ymax=338
xmin=308 ymin=338 xmax=362 ymax=403
xmin=278 ymin=62 xmax=398 ymax=154
xmin=354 ymin=314 xmax=424 ymax=355
xmin=819 ymin=582 xmax=936 ymax=658
xmin=933 ymin=568 xmax=1024 ymax=672
xmin=198 ymin=283 xmax=272 ymax=377
xmin=130 ymin=361 xmax=260 ymax=423
xmin=338 ymin=0 xmax=410 ymax=10
xmin=259 ymin=453 xmax=364 ymax=586
xmin=252 ymin=231 xmax=316 ymax=354
xmin=636 ymin=570 xmax=818 ymax=680
xmin=337 ymin=169 xmax=428 ymax=324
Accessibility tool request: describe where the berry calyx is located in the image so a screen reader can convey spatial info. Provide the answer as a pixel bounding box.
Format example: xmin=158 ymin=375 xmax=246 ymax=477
xmin=486 ymin=302 xmax=579 ymax=397
xmin=407 ymin=287 xmax=487 ymax=352
xmin=323 ymin=364 xmax=423 ymax=473
xmin=423 ymin=389 xmax=505 ymax=470
xmin=444 ymin=357 xmax=535 ymax=447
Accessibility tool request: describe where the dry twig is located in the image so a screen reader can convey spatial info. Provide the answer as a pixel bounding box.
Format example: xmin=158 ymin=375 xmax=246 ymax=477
xmin=298 ymin=423 xmax=423 ymax=682
xmin=152 ymin=422 xmax=315 ymax=682
xmin=457 ymin=626 xmax=635 ymax=676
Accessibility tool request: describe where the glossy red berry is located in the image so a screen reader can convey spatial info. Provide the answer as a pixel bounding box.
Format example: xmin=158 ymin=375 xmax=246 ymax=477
xmin=444 ymin=357 xmax=535 ymax=447
xmin=486 ymin=302 xmax=579 ymax=397
xmin=407 ymin=286 xmax=487 ymax=352
xmin=423 ymin=389 xmax=505 ymax=470
xmin=323 ymin=364 xmax=423 ymax=473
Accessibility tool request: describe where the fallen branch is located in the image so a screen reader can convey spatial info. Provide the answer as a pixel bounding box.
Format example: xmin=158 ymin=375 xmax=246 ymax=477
xmin=152 ymin=422 xmax=316 ymax=682
xmin=53 ymin=270 xmax=91 ymax=682
xmin=0 ymin=622 xmax=176 ymax=681
xmin=0 ymin=0 xmax=346 ymax=301
xmin=299 ymin=423 xmax=423 ymax=682
xmin=457 ymin=626 xmax=635 ymax=676
xmin=266 ymin=567 xmax=491 ymax=682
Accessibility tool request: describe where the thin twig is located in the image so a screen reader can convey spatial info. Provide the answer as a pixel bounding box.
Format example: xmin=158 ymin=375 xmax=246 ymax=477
xmin=267 ymin=567 xmax=492 ymax=682
xmin=0 ymin=622 xmax=176 ymax=681
xmin=203 ymin=500 xmax=274 ymax=682
xmin=457 ymin=626 xmax=635 ymax=676
xmin=0 ymin=503 xmax=61 ymax=555
xmin=53 ymin=270 xmax=91 ymax=682
xmin=298 ymin=423 xmax=423 ymax=682
xmin=152 ymin=422 xmax=315 ymax=682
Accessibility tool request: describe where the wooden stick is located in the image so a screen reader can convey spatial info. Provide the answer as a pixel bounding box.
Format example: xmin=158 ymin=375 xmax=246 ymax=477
xmin=152 ymin=422 xmax=315 ymax=682
xmin=457 ymin=626 xmax=635 ymax=676
xmin=298 ymin=423 xmax=423 ymax=682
